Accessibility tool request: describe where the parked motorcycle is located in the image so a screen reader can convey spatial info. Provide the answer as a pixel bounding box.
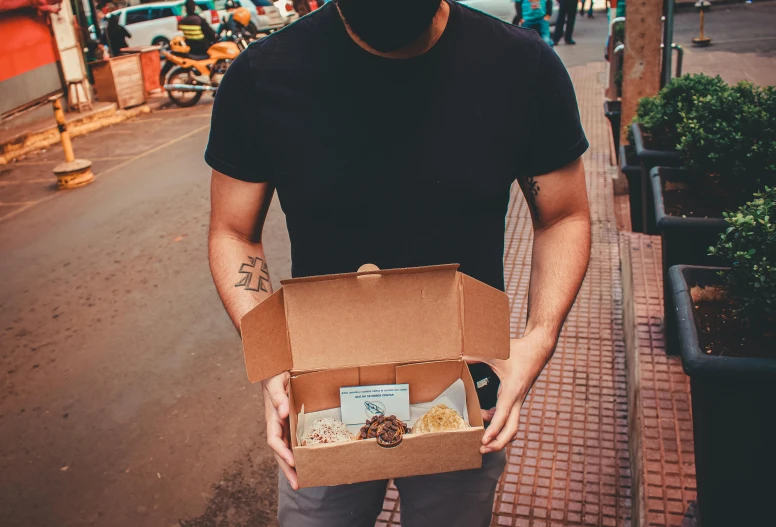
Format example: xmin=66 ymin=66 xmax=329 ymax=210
xmin=160 ymin=7 xmax=254 ymax=107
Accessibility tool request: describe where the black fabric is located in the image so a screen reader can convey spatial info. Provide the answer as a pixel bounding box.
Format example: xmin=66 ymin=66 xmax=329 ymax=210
xmin=104 ymin=24 xmax=131 ymax=55
xmin=205 ymin=0 xmax=587 ymax=410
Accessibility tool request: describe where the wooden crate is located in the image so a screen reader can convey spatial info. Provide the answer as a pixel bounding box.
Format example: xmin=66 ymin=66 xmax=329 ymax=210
xmin=91 ymin=54 xmax=146 ymax=109
xmin=121 ymin=46 xmax=162 ymax=95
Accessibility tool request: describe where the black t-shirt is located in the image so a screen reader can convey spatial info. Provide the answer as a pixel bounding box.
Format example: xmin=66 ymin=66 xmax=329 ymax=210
xmin=205 ymin=0 xmax=587 ymax=410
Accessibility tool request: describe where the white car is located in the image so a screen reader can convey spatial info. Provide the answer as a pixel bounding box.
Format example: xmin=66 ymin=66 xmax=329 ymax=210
xmin=458 ymin=0 xmax=560 ymax=26
xmin=212 ymin=0 xmax=287 ymax=34
xmin=103 ymin=2 xmax=180 ymax=50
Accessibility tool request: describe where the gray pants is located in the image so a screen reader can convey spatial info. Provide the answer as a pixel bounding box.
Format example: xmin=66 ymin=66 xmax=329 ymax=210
xmin=277 ymin=450 xmax=507 ymax=527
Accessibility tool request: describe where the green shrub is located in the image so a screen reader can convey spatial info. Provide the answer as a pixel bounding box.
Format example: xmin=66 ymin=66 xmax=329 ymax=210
xmin=709 ymin=187 xmax=776 ymax=325
xmin=630 ymin=73 xmax=729 ymax=150
xmin=678 ymin=82 xmax=776 ymax=194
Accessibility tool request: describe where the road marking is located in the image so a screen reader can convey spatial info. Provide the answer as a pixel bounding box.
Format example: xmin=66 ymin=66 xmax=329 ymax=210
xmin=0 ymin=124 xmax=211 ymax=224
xmin=710 ymin=36 xmax=776 ymax=44
xmin=5 ymin=156 xmax=135 ymax=166
xmin=0 ymin=178 xmax=53 ymax=186
xmin=0 ymin=200 xmax=37 ymax=206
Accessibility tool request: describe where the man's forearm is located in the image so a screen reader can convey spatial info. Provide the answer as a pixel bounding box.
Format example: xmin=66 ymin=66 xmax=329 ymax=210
xmin=523 ymin=214 xmax=591 ymax=367
xmin=208 ymin=230 xmax=273 ymax=332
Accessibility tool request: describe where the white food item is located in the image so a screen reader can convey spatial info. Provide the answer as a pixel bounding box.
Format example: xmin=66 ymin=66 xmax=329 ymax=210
xmin=301 ymin=418 xmax=354 ymax=446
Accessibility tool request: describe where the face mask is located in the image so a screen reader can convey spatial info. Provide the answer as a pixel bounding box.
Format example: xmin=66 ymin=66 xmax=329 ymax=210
xmin=337 ymin=0 xmax=442 ymax=53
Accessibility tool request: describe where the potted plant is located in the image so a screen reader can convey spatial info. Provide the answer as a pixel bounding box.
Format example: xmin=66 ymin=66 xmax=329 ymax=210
xmin=630 ymin=74 xmax=729 ymax=233
xmin=652 ymin=82 xmax=776 ymax=353
xmin=667 ymin=187 xmax=776 ymax=527
xmin=619 ymin=143 xmax=642 ymax=232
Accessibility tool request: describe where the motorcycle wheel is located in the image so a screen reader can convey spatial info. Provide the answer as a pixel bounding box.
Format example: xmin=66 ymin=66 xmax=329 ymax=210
xmin=166 ymin=68 xmax=203 ymax=108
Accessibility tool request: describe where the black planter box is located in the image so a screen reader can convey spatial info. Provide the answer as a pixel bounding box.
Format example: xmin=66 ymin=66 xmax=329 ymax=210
xmin=632 ymin=123 xmax=683 ymax=234
xmin=651 ymin=167 xmax=727 ymax=354
xmin=619 ymin=144 xmax=642 ymax=232
xmin=604 ymin=100 xmax=621 ymax=159
xmin=668 ymin=265 xmax=776 ymax=527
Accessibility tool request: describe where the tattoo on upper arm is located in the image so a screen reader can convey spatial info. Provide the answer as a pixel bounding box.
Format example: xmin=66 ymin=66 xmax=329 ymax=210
xmin=235 ymin=256 xmax=270 ymax=292
xmin=522 ymin=174 xmax=541 ymax=215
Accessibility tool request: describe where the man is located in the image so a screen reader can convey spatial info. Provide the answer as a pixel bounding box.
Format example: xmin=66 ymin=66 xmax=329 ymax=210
xmin=206 ymin=0 xmax=591 ymax=525
xmin=553 ymin=0 xmax=578 ymax=45
xmin=178 ymin=0 xmax=216 ymax=55
xmin=217 ymin=2 xmax=252 ymax=39
xmin=514 ymin=0 xmax=554 ymax=47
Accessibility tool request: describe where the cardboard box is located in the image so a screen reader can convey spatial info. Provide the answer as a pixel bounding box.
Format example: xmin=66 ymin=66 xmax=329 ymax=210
xmin=240 ymin=264 xmax=510 ymax=488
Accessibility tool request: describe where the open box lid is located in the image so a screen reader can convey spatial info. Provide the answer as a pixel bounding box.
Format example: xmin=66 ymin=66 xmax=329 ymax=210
xmin=240 ymin=264 xmax=510 ymax=382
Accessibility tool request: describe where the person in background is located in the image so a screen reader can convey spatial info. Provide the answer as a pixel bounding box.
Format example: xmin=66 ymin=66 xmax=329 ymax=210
xmin=103 ymin=14 xmax=131 ymax=56
xmin=553 ymin=0 xmax=577 ymax=45
xmin=579 ymin=0 xmax=594 ymax=18
xmin=217 ymin=0 xmax=252 ymax=38
xmin=514 ymin=0 xmax=553 ymax=47
xmin=178 ymin=0 xmax=217 ymax=55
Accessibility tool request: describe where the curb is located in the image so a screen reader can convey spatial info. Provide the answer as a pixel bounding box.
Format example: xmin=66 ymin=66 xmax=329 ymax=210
xmin=0 ymin=98 xmax=171 ymax=165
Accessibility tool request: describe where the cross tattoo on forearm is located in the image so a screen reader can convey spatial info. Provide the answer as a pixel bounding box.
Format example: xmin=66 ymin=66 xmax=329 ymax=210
xmin=235 ymin=256 xmax=270 ymax=292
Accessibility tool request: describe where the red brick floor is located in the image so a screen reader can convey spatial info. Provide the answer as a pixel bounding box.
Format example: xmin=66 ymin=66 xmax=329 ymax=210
xmin=377 ymin=62 xmax=633 ymax=527
xmin=620 ymin=234 xmax=697 ymax=527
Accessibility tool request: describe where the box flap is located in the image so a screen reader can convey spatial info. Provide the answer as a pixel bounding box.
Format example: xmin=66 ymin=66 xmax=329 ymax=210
xmin=461 ymin=274 xmax=510 ymax=360
xmin=284 ymin=265 xmax=463 ymax=373
xmin=240 ymin=288 xmax=292 ymax=382
xmin=240 ymin=264 xmax=510 ymax=381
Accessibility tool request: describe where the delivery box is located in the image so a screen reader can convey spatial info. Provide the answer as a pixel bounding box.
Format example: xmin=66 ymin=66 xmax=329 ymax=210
xmin=240 ymin=263 xmax=510 ymax=488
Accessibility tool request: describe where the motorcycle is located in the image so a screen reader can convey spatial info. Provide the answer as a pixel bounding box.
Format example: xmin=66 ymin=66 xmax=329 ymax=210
xmin=161 ymin=7 xmax=255 ymax=107
xmin=160 ymin=35 xmax=242 ymax=107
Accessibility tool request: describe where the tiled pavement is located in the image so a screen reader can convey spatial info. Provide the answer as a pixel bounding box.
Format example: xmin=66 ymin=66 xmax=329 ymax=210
xmin=620 ymin=234 xmax=697 ymax=527
xmin=378 ymin=62 xmax=633 ymax=527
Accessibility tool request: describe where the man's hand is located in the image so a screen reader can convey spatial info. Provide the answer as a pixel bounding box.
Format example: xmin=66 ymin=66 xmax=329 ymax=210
xmin=262 ymin=371 xmax=298 ymax=489
xmin=465 ymin=332 xmax=555 ymax=454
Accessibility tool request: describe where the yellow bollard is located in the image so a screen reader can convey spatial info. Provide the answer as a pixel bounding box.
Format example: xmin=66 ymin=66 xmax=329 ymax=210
xmin=50 ymin=95 xmax=94 ymax=189
xmin=692 ymin=0 xmax=712 ymax=47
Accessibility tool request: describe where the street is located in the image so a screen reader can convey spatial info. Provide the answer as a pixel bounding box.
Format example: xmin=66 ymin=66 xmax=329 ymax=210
xmin=0 ymin=103 xmax=290 ymax=526
xmin=1 ymin=2 xmax=775 ymax=526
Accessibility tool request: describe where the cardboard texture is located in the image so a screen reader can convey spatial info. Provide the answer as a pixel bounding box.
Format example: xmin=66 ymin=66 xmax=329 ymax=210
xmin=240 ymin=264 xmax=510 ymax=488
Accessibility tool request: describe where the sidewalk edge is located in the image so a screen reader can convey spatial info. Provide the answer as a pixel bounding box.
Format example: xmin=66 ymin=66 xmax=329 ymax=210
xmin=0 ymin=98 xmax=171 ymax=165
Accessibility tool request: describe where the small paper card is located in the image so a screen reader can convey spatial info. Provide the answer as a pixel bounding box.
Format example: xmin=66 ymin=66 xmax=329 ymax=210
xmin=339 ymin=384 xmax=411 ymax=425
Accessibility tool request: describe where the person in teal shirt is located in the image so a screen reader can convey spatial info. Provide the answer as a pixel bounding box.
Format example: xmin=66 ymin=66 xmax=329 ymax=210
xmin=513 ymin=0 xmax=554 ymax=47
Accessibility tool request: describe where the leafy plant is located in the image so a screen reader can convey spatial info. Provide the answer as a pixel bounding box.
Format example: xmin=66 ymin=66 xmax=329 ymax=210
xmin=678 ymin=82 xmax=776 ymax=195
xmin=709 ymin=187 xmax=776 ymax=325
xmin=629 ymin=74 xmax=729 ymax=150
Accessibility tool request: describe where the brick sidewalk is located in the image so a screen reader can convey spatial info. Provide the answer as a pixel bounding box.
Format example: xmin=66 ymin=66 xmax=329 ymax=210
xmin=378 ymin=62 xmax=633 ymax=527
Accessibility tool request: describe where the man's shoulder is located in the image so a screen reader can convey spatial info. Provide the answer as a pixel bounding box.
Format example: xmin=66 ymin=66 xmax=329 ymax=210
xmin=239 ymin=4 xmax=338 ymax=66
xmin=454 ymin=2 xmax=544 ymax=52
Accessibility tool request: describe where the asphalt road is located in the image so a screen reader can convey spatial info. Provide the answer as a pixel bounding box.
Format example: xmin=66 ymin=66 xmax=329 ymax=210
xmin=0 ymin=102 xmax=290 ymax=526
xmin=1 ymin=3 xmax=774 ymax=526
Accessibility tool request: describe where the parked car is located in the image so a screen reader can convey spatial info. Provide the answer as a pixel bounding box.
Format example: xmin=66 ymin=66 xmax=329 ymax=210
xmin=213 ymin=0 xmax=287 ymax=35
xmin=458 ymin=0 xmax=559 ymax=26
xmin=101 ymin=0 xmax=215 ymax=51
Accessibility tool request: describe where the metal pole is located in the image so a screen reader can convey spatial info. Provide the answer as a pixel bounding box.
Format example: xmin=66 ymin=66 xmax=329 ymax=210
xmin=52 ymin=96 xmax=76 ymax=163
xmin=672 ymin=43 xmax=684 ymax=77
xmin=692 ymin=0 xmax=712 ymax=46
xmin=50 ymin=95 xmax=94 ymax=189
xmin=661 ymin=0 xmax=675 ymax=87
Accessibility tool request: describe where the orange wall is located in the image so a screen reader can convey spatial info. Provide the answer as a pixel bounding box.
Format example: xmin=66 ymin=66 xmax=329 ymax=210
xmin=0 ymin=10 xmax=57 ymax=83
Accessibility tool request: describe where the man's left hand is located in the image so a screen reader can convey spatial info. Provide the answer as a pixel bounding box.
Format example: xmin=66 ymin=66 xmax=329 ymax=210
xmin=464 ymin=332 xmax=555 ymax=454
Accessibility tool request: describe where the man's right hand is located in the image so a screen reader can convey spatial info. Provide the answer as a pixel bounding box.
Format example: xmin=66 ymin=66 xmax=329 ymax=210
xmin=262 ymin=371 xmax=298 ymax=489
